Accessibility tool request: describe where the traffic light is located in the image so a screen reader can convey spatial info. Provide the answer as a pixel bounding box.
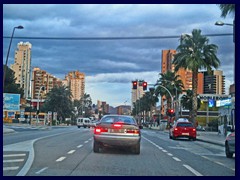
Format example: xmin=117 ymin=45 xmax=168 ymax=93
xmin=36 ymin=110 xmax=39 ymax=115
xmin=167 ymin=109 xmax=175 ymax=117
xmin=132 ymin=81 xmax=137 ymax=89
xmin=143 ymin=81 xmax=147 ymax=91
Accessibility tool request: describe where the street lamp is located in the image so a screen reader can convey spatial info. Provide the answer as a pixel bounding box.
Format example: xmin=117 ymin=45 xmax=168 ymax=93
xmin=3 ymin=25 xmax=24 ymax=90
xmin=37 ymin=86 xmax=45 ymax=125
xmin=161 ymin=80 xmax=178 ymax=120
xmin=215 ymin=20 xmax=235 ymax=82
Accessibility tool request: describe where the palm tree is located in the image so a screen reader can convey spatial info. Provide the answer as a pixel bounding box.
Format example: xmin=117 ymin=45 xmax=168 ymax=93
xmin=181 ymin=90 xmax=201 ymax=111
xmin=217 ymin=4 xmax=235 ymax=18
xmin=173 ymin=29 xmax=220 ymax=124
xmin=155 ymin=71 xmax=184 ymax=110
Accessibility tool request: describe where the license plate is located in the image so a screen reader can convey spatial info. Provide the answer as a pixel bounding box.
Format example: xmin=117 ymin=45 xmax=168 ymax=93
xmin=110 ymin=129 xmax=123 ymax=133
xmin=182 ymin=133 xmax=189 ymax=135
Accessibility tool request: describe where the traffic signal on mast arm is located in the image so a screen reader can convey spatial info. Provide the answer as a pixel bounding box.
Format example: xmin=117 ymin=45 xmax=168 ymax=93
xmin=132 ymin=81 xmax=137 ymax=89
xmin=167 ymin=109 xmax=175 ymax=117
xmin=143 ymin=81 xmax=147 ymax=91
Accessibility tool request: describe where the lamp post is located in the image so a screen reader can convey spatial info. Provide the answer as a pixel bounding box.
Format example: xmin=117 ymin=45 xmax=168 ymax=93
xmin=37 ymin=86 xmax=45 ymax=125
xmin=3 ymin=25 xmax=24 ymax=90
xmin=161 ymin=80 xmax=178 ymax=120
xmin=215 ymin=20 xmax=235 ymax=82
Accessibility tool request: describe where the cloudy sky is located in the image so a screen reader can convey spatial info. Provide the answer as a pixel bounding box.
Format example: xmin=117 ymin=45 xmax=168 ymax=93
xmin=3 ymin=4 xmax=235 ymax=107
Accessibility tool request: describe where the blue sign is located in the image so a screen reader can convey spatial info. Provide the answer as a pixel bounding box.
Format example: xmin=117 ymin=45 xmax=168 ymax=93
xmin=208 ymin=99 xmax=214 ymax=107
xmin=3 ymin=93 xmax=20 ymax=111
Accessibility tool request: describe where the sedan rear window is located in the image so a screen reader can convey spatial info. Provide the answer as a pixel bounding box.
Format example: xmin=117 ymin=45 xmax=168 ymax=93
xmin=177 ymin=123 xmax=194 ymax=127
xmin=101 ymin=116 xmax=136 ymax=124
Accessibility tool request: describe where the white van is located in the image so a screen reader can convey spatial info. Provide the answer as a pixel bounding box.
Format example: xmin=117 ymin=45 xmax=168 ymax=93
xmin=77 ymin=118 xmax=91 ymax=128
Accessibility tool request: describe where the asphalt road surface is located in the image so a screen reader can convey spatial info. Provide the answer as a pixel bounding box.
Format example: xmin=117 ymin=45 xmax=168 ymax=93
xmin=3 ymin=126 xmax=235 ymax=176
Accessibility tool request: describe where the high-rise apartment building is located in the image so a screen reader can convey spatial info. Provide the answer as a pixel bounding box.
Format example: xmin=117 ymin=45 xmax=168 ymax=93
xmin=203 ymin=70 xmax=225 ymax=95
xmin=63 ymin=71 xmax=85 ymax=101
xmin=10 ymin=42 xmax=32 ymax=98
xmin=31 ymin=67 xmax=62 ymax=99
xmin=97 ymin=100 xmax=109 ymax=114
xmin=162 ymin=49 xmax=193 ymax=91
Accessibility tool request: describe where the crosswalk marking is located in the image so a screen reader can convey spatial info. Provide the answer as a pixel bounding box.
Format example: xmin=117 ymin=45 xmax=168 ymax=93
xmin=3 ymin=167 xmax=19 ymax=171
xmin=3 ymin=154 xmax=26 ymax=157
xmin=3 ymin=159 xmax=24 ymax=163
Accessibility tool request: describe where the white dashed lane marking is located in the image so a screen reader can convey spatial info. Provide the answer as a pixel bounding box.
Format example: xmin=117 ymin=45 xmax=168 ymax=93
xmin=172 ymin=157 xmax=181 ymax=162
xmin=56 ymin=157 xmax=66 ymax=162
xmin=183 ymin=164 xmax=203 ymax=176
xmin=35 ymin=167 xmax=48 ymax=174
xmin=77 ymin=144 xmax=83 ymax=148
xmin=67 ymin=150 xmax=76 ymax=154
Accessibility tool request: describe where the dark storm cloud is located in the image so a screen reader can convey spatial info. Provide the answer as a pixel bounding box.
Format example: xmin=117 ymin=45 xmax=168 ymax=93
xmin=3 ymin=4 xmax=235 ymax=105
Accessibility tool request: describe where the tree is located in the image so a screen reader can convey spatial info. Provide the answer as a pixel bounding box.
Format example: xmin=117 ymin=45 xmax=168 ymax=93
xmin=217 ymin=4 xmax=235 ymax=18
xmin=80 ymin=93 xmax=92 ymax=117
xmin=42 ymin=85 xmax=73 ymax=123
xmin=181 ymin=90 xmax=201 ymax=111
xmin=173 ymin=29 xmax=220 ymax=125
xmin=155 ymin=71 xmax=184 ymax=109
xmin=3 ymin=65 xmax=24 ymax=97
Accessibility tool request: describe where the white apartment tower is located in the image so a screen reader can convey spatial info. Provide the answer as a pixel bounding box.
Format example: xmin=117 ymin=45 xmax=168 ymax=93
xmin=10 ymin=42 xmax=32 ymax=98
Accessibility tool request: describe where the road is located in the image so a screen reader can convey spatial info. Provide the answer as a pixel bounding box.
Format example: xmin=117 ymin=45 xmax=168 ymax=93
xmin=3 ymin=126 xmax=235 ymax=176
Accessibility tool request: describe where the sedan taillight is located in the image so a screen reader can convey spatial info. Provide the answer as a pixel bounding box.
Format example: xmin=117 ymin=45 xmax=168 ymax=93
xmin=94 ymin=127 xmax=108 ymax=134
xmin=126 ymin=129 xmax=140 ymax=134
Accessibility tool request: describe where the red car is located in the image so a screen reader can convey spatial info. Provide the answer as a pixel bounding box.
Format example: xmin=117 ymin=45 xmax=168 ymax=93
xmin=169 ymin=119 xmax=196 ymax=140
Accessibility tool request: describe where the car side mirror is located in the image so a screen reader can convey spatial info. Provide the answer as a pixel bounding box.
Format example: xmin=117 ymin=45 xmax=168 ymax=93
xmin=139 ymin=125 xmax=143 ymax=129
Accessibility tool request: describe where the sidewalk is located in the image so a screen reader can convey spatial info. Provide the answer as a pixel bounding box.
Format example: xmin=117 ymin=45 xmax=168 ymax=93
xmin=3 ymin=123 xmax=52 ymax=134
xmin=146 ymin=125 xmax=226 ymax=147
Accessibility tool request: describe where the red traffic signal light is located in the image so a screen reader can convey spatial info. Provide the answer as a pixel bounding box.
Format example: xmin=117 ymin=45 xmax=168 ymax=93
xmin=167 ymin=109 xmax=175 ymax=117
xmin=143 ymin=82 xmax=147 ymax=90
xmin=132 ymin=81 xmax=137 ymax=89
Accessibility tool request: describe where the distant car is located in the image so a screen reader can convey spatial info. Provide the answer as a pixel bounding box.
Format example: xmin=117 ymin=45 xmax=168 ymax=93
xmin=93 ymin=115 xmax=142 ymax=154
xmin=196 ymin=125 xmax=206 ymax=131
xmin=169 ymin=120 xmax=196 ymax=140
xmin=225 ymin=131 xmax=235 ymax=158
xmin=90 ymin=120 xmax=99 ymax=128
xmin=77 ymin=118 xmax=91 ymax=128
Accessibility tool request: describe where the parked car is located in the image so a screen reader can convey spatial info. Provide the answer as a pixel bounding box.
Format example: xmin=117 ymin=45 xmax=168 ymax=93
xmin=93 ymin=115 xmax=142 ymax=154
xmin=225 ymin=131 xmax=235 ymax=158
xmin=196 ymin=125 xmax=206 ymax=131
xmin=169 ymin=119 xmax=196 ymax=140
xmin=77 ymin=117 xmax=91 ymax=128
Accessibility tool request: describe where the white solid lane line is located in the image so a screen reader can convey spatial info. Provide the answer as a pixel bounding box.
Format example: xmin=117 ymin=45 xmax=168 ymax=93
xmin=183 ymin=164 xmax=203 ymax=176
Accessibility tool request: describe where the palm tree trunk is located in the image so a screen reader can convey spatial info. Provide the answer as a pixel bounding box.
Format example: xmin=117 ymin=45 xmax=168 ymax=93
xmin=191 ymin=70 xmax=198 ymax=125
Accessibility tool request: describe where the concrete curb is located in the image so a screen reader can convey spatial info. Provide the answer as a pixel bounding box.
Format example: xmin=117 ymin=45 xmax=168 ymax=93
xmin=3 ymin=128 xmax=15 ymax=134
